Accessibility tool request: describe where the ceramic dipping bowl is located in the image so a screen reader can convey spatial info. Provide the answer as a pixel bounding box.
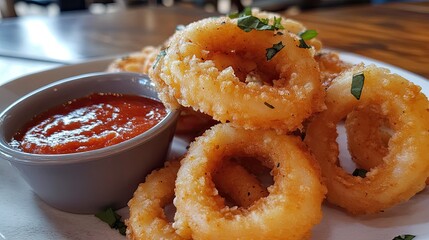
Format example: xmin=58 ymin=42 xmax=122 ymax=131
xmin=0 ymin=72 xmax=179 ymax=214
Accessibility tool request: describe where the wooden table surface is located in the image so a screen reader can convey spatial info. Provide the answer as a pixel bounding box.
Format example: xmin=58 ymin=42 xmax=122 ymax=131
xmin=0 ymin=1 xmax=428 ymax=85
xmin=0 ymin=6 xmax=214 ymax=63
xmin=292 ymin=1 xmax=429 ymax=79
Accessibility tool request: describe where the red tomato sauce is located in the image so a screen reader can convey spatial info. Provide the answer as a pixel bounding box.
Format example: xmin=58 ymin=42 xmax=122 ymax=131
xmin=11 ymin=93 xmax=167 ymax=154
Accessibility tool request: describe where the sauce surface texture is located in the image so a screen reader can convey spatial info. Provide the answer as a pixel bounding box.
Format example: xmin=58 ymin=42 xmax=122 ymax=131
xmin=11 ymin=93 xmax=167 ymax=154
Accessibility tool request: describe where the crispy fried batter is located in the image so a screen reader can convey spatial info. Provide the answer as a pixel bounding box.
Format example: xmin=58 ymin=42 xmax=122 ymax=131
xmin=150 ymin=16 xmax=325 ymax=133
xmin=305 ymin=64 xmax=429 ymax=215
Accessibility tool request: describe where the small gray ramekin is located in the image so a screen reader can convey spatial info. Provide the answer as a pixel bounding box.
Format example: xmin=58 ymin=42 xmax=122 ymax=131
xmin=0 ymin=72 xmax=179 ymax=214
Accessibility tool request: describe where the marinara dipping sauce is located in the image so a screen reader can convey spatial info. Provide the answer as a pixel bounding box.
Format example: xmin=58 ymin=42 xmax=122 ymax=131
xmin=10 ymin=93 xmax=167 ymax=154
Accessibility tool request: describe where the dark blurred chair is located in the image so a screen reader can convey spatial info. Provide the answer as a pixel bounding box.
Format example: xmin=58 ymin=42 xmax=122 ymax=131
xmin=16 ymin=0 xmax=55 ymax=7
xmin=57 ymin=0 xmax=86 ymax=11
xmin=16 ymin=0 xmax=88 ymax=11
xmin=115 ymin=0 xmax=161 ymax=7
xmin=1 ymin=0 xmax=18 ymax=17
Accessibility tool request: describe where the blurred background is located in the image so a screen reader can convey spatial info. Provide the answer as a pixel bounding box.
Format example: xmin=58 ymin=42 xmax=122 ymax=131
xmin=0 ymin=0 xmax=419 ymax=86
xmin=1 ymin=0 xmax=395 ymax=19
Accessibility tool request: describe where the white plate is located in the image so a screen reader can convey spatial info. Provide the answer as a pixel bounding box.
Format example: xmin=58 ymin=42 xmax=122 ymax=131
xmin=1 ymin=53 xmax=429 ymax=240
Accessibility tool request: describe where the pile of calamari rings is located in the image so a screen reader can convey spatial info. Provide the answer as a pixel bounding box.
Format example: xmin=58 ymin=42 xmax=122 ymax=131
xmin=305 ymin=64 xmax=429 ymax=215
xmin=121 ymin=8 xmax=429 ymax=240
xmin=150 ymin=14 xmax=325 ymax=133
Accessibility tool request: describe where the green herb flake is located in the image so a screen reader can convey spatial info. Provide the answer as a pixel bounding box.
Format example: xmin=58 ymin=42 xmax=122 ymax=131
xmin=95 ymin=208 xmax=127 ymax=236
xmin=298 ymin=39 xmax=311 ymax=49
xmin=266 ymin=41 xmax=284 ymax=61
xmin=299 ymin=29 xmax=318 ymax=40
xmin=237 ymin=15 xmax=276 ymax=32
xmin=273 ymin=17 xmax=284 ymax=30
xmin=352 ymin=168 xmax=368 ymax=178
xmin=228 ymin=12 xmax=240 ymax=19
xmin=152 ymin=48 xmax=167 ymax=69
xmin=297 ymin=30 xmax=318 ymax=49
xmin=229 ymin=7 xmax=284 ymax=32
xmin=264 ymin=101 xmax=275 ymax=109
xmin=261 ymin=18 xmax=269 ymax=25
xmin=351 ymin=72 xmax=365 ymax=100
xmin=393 ymin=234 xmax=416 ymax=240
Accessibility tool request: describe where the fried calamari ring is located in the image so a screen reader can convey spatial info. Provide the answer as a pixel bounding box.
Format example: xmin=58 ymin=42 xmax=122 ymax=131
xmin=345 ymin=105 xmax=391 ymax=170
xmin=107 ymin=46 xmax=160 ymax=73
xmin=150 ymin=17 xmax=325 ymax=133
xmin=250 ymin=12 xmax=348 ymax=88
xmin=304 ymin=64 xmax=429 ymax=215
xmin=345 ymin=106 xmax=429 ymax=185
xmin=127 ymin=158 xmax=270 ymax=239
xmin=213 ymin=159 xmax=269 ymax=208
xmin=252 ymin=9 xmax=322 ymax=51
xmin=127 ymin=160 xmax=184 ymax=240
xmin=315 ymin=51 xmax=352 ymax=88
xmin=174 ymin=123 xmax=326 ymax=239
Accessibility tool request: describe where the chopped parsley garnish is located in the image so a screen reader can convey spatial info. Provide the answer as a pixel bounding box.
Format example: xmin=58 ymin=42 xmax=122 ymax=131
xmin=236 ymin=15 xmax=277 ymax=32
xmin=351 ymin=72 xmax=365 ymax=100
xmin=272 ymin=17 xmax=284 ymax=30
xmin=264 ymin=101 xmax=275 ymax=109
xmin=393 ymin=234 xmax=416 ymax=240
xmin=298 ymin=30 xmax=318 ymax=49
xmin=352 ymin=168 xmax=368 ymax=178
xmin=266 ymin=41 xmax=284 ymax=61
xmin=152 ymin=48 xmax=167 ymax=69
xmin=229 ymin=7 xmax=284 ymax=32
xmin=298 ymin=39 xmax=311 ymax=49
xmin=229 ymin=8 xmax=286 ymax=59
xmin=95 ymin=208 xmax=126 ymax=236
xmin=300 ymin=29 xmax=318 ymax=40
